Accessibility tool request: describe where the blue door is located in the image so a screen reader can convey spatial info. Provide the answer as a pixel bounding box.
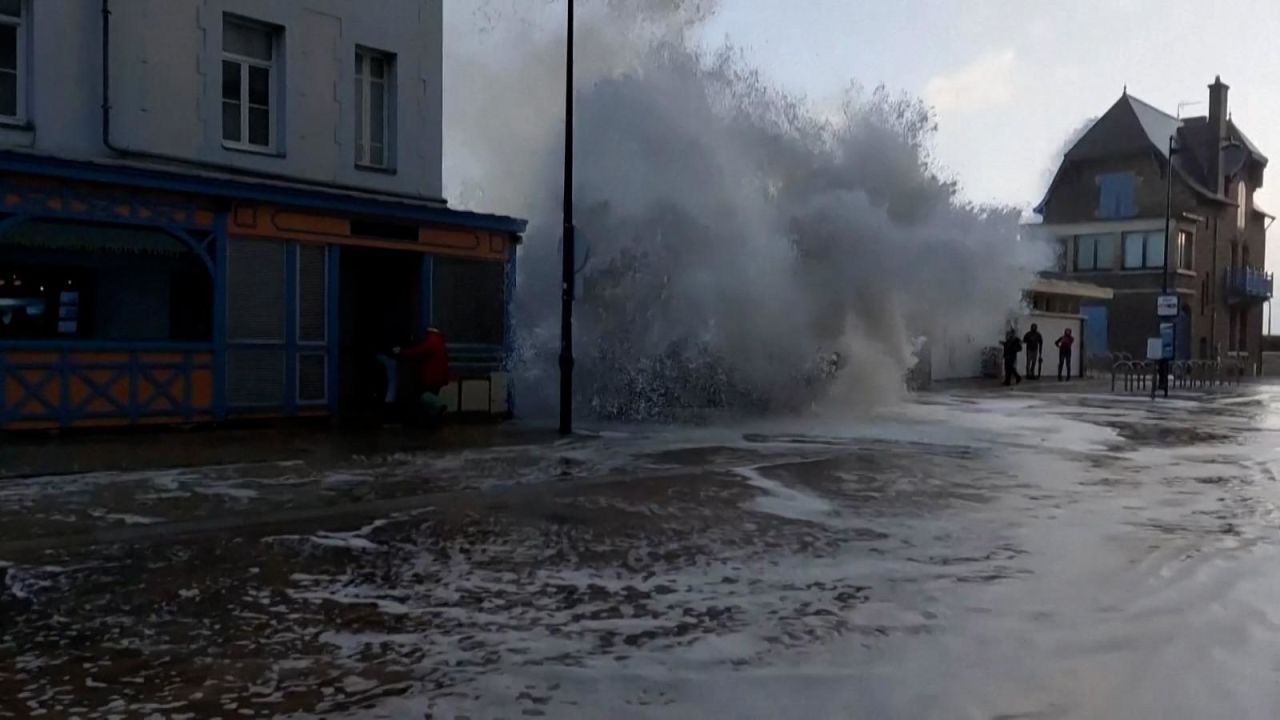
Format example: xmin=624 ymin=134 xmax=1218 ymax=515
xmin=1081 ymin=304 xmax=1109 ymax=359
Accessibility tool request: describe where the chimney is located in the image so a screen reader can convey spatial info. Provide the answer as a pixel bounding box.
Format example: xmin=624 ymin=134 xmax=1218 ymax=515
xmin=1208 ymin=76 xmax=1230 ymax=196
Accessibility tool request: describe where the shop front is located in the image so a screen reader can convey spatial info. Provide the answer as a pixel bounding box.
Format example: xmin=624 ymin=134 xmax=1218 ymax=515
xmin=0 ymin=155 xmax=523 ymax=431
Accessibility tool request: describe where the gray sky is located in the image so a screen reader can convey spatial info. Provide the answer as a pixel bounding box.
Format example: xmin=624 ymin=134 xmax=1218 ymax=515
xmin=698 ymin=0 xmax=1280 ymax=328
xmin=699 ymin=0 xmax=1280 ymax=209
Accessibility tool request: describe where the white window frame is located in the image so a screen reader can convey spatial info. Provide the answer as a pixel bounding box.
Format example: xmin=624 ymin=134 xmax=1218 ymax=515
xmin=1237 ymin=182 xmax=1247 ymax=231
xmin=354 ymin=47 xmax=394 ymax=169
xmin=1177 ymin=229 xmax=1194 ymax=271
xmin=0 ymin=0 xmax=26 ymax=124
xmin=222 ymin=16 xmax=278 ymax=153
xmin=1074 ymin=233 xmax=1117 ymax=271
xmin=1122 ymin=230 xmax=1166 ymax=270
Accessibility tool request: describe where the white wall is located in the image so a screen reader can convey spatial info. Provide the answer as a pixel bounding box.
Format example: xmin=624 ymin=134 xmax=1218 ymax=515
xmin=929 ymin=329 xmax=989 ymax=381
xmin=1028 ymin=313 xmax=1083 ymax=378
xmin=930 ymin=312 xmax=1085 ymax=381
xmin=0 ymin=0 xmax=442 ymax=200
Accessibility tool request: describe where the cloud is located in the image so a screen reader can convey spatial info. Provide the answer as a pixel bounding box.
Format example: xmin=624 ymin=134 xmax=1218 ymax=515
xmin=925 ymin=49 xmax=1018 ymax=115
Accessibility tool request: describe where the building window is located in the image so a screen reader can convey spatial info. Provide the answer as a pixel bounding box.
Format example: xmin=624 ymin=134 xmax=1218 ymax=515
xmin=1177 ymin=229 xmax=1193 ymax=271
xmin=1097 ymin=172 xmax=1137 ymax=219
xmin=1237 ymin=182 xmax=1247 ymax=231
xmin=0 ymin=221 xmax=213 ymax=342
xmin=0 ymin=0 xmax=24 ymax=122
xmin=355 ymin=48 xmax=393 ymax=168
xmin=432 ymin=257 xmax=506 ymax=345
xmin=1122 ymin=230 xmax=1165 ymax=269
xmin=1074 ymin=233 xmax=1116 ymax=271
xmin=222 ymin=16 xmax=277 ymax=151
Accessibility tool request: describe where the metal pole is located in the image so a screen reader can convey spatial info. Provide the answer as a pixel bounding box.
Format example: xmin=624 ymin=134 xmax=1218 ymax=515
xmin=558 ymin=0 xmax=575 ymax=436
xmin=1160 ymin=133 xmax=1174 ymax=398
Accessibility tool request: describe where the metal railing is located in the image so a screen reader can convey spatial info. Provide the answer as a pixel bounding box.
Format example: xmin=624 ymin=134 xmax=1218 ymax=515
xmin=1109 ymin=353 xmax=1243 ymax=393
xmin=1226 ymin=267 xmax=1274 ymax=300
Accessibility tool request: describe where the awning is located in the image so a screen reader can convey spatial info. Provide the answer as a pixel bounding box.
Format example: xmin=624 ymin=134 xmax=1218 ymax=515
xmin=1028 ymin=277 xmax=1115 ymax=301
xmin=0 ymin=220 xmax=191 ymax=257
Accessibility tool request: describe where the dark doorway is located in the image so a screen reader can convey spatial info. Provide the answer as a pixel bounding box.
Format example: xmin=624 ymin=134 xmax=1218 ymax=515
xmin=338 ymin=246 xmax=420 ymax=415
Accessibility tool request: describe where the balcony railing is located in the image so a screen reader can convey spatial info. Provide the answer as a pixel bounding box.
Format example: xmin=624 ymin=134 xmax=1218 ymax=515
xmin=1226 ymin=267 xmax=1274 ymax=301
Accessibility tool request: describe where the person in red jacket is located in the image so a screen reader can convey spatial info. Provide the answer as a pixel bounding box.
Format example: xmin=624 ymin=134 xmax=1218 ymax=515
xmin=395 ymin=327 xmax=450 ymax=419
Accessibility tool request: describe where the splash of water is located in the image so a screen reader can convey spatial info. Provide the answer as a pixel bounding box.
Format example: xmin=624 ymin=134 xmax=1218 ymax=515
xmin=445 ymin=2 xmax=1052 ymax=420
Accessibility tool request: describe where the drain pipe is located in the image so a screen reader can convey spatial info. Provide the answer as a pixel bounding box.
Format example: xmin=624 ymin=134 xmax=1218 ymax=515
xmin=99 ymin=0 xmax=447 ymax=204
xmin=100 ymin=0 xmax=116 ymax=154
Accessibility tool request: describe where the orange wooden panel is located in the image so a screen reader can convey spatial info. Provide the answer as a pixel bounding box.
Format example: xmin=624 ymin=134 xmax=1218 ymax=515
xmin=7 ymin=352 xmax=58 ymax=364
xmin=422 ymin=229 xmax=509 ymax=261
xmin=110 ymin=378 xmax=130 ymax=406
xmin=136 ymin=376 xmax=157 ymax=405
xmin=148 ymin=368 xmax=179 ymax=385
xmin=16 ymin=397 xmax=50 ymax=416
xmin=137 ymin=354 xmax=186 ymax=364
xmin=191 ymin=369 xmax=214 ymax=408
xmin=5 ymin=420 xmax=60 ymax=431
xmin=82 ymin=369 xmax=117 ymax=385
xmin=76 ymin=353 xmax=131 ymax=364
xmin=274 ymin=211 xmax=351 ymax=238
xmin=4 ymin=377 xmax=23 ymax=407
xmin=149 ymin=395 xmax=176 ymax=412
xmin=85 ymin=397 xmax=117 ymax=414
xmin=68 ymin=375 xmax=92 ymax=406
xmin=232 ymin=203 xmax=350 ymax=243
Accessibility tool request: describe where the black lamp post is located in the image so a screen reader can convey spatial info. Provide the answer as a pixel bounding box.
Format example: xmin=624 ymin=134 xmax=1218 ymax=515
xmin=1158 ymin=133 xmax=1174 ymax=398
xmin=558 ymin=0 xmax=575 ymax=436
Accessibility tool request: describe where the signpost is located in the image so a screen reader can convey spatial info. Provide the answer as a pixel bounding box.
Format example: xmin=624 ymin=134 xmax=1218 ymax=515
xmin=1159 ymin=322 xmax=1175 ymax=360
xmin=1156 ymin=294 xmax=1179 ymax=318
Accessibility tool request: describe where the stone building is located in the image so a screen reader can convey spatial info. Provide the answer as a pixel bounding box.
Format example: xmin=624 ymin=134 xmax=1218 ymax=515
xmin=1036 ymin=78 xmax=1270 ymax=372
xmin=0 ymin=1 xmax=524 ymax=430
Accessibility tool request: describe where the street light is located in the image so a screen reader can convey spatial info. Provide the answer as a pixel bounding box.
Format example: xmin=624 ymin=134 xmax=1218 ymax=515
xmin=1158 ymin=133 xmax=1174 ymax=398
xmin=558 ymin=0 xmax=575 ymax=436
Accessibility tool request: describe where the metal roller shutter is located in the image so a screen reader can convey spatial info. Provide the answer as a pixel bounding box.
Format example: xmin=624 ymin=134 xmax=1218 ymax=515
xmin=228 ymin=238 xmax=285 ymax=341
xmin=227 ymin=348 xmax=285 ymax=406
xmin=297 ymin=244 xmax=327 ymax=343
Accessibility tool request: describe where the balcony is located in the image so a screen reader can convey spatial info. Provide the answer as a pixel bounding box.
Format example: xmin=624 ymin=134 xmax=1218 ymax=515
xmin=1225 ymin=267 xmax=1273 ymax=303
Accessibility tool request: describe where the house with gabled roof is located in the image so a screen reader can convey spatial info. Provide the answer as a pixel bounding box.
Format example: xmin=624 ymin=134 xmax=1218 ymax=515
xmin=1035 ymin=77 xmax=1270 ymax=372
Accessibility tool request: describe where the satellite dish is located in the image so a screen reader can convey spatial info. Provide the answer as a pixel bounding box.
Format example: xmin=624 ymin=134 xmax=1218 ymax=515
xmin=1222 ymin=141 xmax=1248 ymax=178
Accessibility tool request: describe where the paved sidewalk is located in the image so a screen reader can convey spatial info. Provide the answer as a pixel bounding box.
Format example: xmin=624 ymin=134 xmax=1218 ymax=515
xmin=0 ymin=422 xmax=575 ymax=558
xmin=0 ymin=421 xmax=555 ymax=480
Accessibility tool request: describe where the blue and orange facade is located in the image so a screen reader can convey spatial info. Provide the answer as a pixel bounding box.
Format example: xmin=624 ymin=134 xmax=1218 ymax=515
xmin=0 ymin=152 xmax=525 ymax=431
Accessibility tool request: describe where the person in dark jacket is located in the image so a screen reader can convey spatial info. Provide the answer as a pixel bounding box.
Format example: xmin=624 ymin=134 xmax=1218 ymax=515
xmin=1055 ymin=328 xmax=1075 ymax=381
xmin=1001 ymin=328 xmax=1023 ymax=386
xmin=1022 ymin=324 xmax=1043 ymax=380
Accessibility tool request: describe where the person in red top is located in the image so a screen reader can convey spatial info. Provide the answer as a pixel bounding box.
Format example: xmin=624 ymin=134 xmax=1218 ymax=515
xmin=395 ymin=327 xmax=450 ymax=418
xmin=1054 ymin=328 xmax=1075 ymax=381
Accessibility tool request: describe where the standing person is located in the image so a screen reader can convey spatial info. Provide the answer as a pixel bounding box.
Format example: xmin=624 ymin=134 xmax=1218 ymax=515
xmin=1022 ymin=323 xmax=1044 ymax=380
xmin=395 ymin=327 xmax=451 ymax=422
xmin=1055 ymin=328 xmax=1075 ymax=381
xmin=1001 ymin=328 xmax=1023 ymax=386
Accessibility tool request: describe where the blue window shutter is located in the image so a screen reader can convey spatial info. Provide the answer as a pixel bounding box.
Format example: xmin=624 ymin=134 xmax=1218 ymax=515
xmin=1098 ymin=172 xmax=1137 ymax=219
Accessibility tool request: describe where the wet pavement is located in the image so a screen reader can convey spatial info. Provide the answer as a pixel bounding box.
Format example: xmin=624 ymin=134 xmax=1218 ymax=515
xmin=6 ymin=385 xmax=1280 ymax=718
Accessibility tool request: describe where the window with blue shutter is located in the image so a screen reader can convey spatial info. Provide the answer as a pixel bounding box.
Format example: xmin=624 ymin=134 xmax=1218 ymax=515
xmin=1097 ymin=172 xmax=1137 ymax=218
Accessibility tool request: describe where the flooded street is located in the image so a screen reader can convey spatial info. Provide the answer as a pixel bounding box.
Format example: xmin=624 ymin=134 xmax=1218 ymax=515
xmin=7 ymin=386 xmax=1280 ymax=718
